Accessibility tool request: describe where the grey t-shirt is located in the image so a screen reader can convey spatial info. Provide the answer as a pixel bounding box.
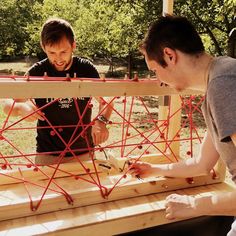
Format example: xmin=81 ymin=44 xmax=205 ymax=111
xmin=202 ymin=56 xmax=236 ymax=182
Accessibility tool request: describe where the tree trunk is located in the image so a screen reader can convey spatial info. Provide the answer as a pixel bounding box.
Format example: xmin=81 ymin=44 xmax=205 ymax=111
xmin=127 ymin=52 xmax=132 ymax=79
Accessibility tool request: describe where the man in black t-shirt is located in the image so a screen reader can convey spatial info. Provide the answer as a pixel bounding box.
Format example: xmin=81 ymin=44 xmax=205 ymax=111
xmin=4 ymin=18 xmax=113 ymax=165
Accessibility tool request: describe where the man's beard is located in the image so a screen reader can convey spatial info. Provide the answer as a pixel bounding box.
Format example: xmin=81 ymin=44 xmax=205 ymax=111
xmin=51 ymin=59 xmax=72 ymax=71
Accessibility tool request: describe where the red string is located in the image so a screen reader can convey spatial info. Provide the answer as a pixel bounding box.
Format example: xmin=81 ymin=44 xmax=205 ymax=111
xmin=0 ymin=75 xmax=207 ymax=210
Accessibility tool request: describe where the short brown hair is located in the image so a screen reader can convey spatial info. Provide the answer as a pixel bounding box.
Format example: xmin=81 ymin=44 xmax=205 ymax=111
xmin=41 ymin=18 xmax=75 ymax=47
xmin=140 ymin=15 xmax=204 ymax=67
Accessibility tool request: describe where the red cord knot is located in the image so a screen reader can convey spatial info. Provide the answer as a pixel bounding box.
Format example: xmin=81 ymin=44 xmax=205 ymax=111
xmin=211 ymin=171 xmax=218 ymax=179
xmin=26 ymin=164 xmax=32 ymax=168
xmin=88 ymin=103 xmax=93 ymax=108
xmin=102 ymin=188 xmax=109 ymax=198
xmin=74 ymin=175 xmax=79 ymax=180
xmin=160 ymin=133 xmax=165 ymax=139
xmin=1 ymin=164 xmax=7 ymax=170
xmin=132 ymin=73 xmax=139 ymax=81
xmin=50 ymin=130 xmax=55 ymax=136
xmin=33 ymin=167 xmax=39 ymax=172
xmin=81 ymin=131 xmax=87 ymax=138
xmin=186 ymin=151 xmax=192 ymax=156
xmin=138 ymin=145 xmax=143 ymax=149
xmin=66 ymin=73 xmax=71 ymax=81
xmin=31 ymin=206 xmax=37 ymax=212
xmin=186 ymin=177 xmax=194 ymax=184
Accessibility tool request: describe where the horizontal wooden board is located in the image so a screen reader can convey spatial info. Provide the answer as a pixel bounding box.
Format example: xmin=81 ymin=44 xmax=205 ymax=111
xmin=0 ymin=167 xmax=225 ymax=222
xmin=0 ymin=182 xmax=234 ymax=235
xmin=0 ymin=79 xmax=203 ymax=98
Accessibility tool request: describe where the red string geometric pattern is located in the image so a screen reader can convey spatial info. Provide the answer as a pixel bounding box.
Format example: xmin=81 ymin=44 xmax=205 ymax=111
xmin=0 ymin=76 xmax=206 ymax=211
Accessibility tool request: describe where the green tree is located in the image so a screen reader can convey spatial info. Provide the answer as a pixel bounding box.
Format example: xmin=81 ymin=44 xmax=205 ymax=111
xmin=174 ymin=0 xmax=236 ymax=55
xmin=0 ymin=0 xmax=43 ymax=59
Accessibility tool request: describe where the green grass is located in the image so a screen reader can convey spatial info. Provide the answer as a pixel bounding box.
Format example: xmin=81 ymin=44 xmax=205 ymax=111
xmin=0 ymin=59 xmax=35 ymax=75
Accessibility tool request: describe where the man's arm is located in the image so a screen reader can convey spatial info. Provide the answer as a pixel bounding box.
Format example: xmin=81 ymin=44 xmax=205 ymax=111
xmin=3 ymin=99 xmax=44 ymax=121
xmin=129 ymin=131 xmax=219 ymax=178
xmin=92 ymin=97 xmax=114 ymax=145
xmin=165 ymin=133 xmax=236 ymax=220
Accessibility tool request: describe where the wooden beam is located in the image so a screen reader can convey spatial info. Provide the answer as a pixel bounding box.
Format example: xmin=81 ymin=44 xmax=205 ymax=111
xmin=0 ymin=167 xmax=224 ymax=221
xmin=0 ymin=79 xmax=203 ymax=98
xmin=162 ymin=0 xmax=174 ymax=16
xmin=0 ymin=182 xmax=234 ymax=235
xmin=0 ymin=153 xmax=177 ymax=186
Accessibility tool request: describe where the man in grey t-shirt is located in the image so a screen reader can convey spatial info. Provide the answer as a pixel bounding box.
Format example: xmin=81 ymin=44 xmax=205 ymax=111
xmin=128 ymin=15 xmax=236 ymax=235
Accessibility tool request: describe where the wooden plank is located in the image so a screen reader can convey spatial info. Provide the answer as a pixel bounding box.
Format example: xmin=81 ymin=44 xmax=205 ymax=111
xmin=157 ymin=96 xmax=170 ymax=152
xmin=168 ymin=95 xmax=182 ymax=155
xmin=163 ymin=0 xmax=174 ymax=15
xmin=0 ymin=80 xmax=203 ymax=98
xmin=0 ymin=153 xmax=177 ymax=186
xmin=0 ymin=167 xmax=225 ymax=221
xmin=0 ymin=182 xmax=234 ymax=235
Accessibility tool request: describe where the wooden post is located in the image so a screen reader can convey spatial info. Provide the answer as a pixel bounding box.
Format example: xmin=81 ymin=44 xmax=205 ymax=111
xmin=167 ymin=95 xmax=182 ymax=156
xmin=156 ymin=0 xmax=175 ymax=154
xmin=162 ymin=0 xmax=174 ymax=16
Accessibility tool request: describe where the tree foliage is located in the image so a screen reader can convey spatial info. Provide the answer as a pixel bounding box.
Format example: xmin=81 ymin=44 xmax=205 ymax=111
xmin=0 ymin=0 xmax=235 ymax=62
xmin=0 ymin=0 xmax=42 ymax=59
xmin=174 ymin=0 xmax=235 ymax=55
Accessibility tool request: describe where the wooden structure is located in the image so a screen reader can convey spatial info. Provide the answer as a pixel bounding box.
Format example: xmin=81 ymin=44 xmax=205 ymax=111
xmin=0 ymin=0 xmax=234 ymax=234
xmin=0 ymin=76 xmax=233 ymax=235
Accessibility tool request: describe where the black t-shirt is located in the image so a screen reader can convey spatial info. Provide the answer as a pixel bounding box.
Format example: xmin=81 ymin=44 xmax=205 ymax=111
xmin=28 ymin=57 xmax=99 ymax=156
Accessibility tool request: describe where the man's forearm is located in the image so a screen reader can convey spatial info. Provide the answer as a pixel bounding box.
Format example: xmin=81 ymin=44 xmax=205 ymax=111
xmin=153 ymin=157 xmax=209 ymax=178
xmin=156 ymin=131 xmax=220 ymax=178
xmin=98 ymin=99 xmax=113 ymax=119
xmin=195 ymin=191 xmax=236 ymax=216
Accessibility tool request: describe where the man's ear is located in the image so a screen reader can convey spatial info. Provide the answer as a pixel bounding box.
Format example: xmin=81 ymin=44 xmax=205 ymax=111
xmin=72 ymin=41 xmax=76 ymax=51
xmin=40 ymin=41 xmax=46 ymax=53
xmin=163 ymin=47 xmax=177 ymax=65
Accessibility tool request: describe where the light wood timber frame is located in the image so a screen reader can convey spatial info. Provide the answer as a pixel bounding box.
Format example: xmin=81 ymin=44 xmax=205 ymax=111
xmin=0 ymin=78 xmax=200 ymax=99
xmin=0 ymin=76 xmax=228 ymax=235
xmin=0 ymin=182 xmax=234 ymax=236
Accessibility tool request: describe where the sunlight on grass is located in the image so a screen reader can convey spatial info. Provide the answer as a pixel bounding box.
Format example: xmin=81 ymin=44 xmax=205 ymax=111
xmin=0 ymin=104 xmax=36 ymax=165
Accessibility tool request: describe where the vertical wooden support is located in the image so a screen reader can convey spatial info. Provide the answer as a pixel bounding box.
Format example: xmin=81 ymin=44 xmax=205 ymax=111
xmin=162 ymin=0 xmax=174 ymax=16
xmin=157 ymin=96 xmax=170 ymax=152
xmin=167 ymin=95 xmax=181 ymax=156
xmin=215 ymin=158 xmax=226 ymax=181
xmin=156 ymin=0 xmax=175 ymax=153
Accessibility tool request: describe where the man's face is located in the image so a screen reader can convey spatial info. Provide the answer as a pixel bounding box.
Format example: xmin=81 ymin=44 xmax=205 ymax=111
xmin=43 ymin=36 xmax=75 ymax=71
xmin=144 ymin=51 xmax=184 ymax=92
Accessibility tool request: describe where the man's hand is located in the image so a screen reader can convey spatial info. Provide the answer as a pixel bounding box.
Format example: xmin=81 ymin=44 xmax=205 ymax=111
xmin=165 ymin=194 xmax=198 ymax=220
xmin=3 ymin=100 xmax=44 ymax=122
xmin=92 ymin=120 xmax=109 ymax=145
xmin=17 ymin=103 xmax=45 ymax=122
xmin=128 ymin=161 xmax=159 ymax=178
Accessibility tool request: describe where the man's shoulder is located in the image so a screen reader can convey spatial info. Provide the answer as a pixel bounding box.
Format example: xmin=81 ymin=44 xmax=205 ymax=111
xmin=28 ymin=58 xmax=49 ymax=76
xmin=72 ymin=56 xmax=99 ymax=78
xmin=73 ymin=56 xmax=96 ymax=68
xmin=210 ymin=56 xmax=236 ymax=79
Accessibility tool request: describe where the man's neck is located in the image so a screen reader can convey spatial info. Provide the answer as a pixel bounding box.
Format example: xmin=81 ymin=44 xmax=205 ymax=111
xmin=184 ymin=53 xmax=214 ymax=92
